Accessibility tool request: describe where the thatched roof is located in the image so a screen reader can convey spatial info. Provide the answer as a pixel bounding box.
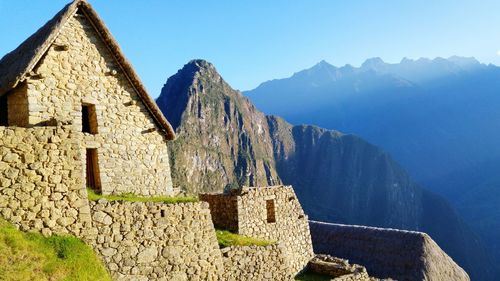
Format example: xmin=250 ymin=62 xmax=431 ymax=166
xmin=0 ymin=0 xmax=175 ymax=140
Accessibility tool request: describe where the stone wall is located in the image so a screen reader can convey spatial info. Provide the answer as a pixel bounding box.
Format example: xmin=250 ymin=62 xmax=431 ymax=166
xmin=0 ymin=126 xmax=311 ymax=281
xmin=309 ymin=221 xmax=470 ymax=281
xmin=0 ymin=125 xmax=93 ymax=237
xmin=89 ymin=200 xmax=223 ymax=281
xmin=236 ymin=186 xmax=314 ymax=274
xmin=21 ymin=12 xmax=172 ymax=196
xmin=198 ymin=193 xmax=238 ymax=232
xmin=201 ymin=186 xmax=314 ymax=275
xmin=220 ymin=244 xmax=293 ymax=281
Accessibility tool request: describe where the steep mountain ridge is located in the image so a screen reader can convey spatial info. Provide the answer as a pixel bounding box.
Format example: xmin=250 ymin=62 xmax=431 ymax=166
xmin=157 ymin=60 xmax=497 ymax=281
xmin=156 ymin=60 xmax=280 ymax=194
xmin=267 ymin=116 xmax=423 ymax=228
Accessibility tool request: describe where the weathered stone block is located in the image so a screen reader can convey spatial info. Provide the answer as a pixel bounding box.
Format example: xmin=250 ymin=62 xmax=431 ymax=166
xmin=93 ymin=210 xmax=113 ymax=225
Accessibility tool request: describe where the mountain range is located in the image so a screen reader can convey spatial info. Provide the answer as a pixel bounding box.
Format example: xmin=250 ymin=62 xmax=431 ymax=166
xmin=157 ymin=59 xmax=498 ymax=281
xmin=245 ymin=57 xmax=500 ymax=273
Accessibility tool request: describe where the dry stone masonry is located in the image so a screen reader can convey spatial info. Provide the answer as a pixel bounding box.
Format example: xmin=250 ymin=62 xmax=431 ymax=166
xmin=28 ymin=13 xmax=173 ymax=196
xmin=0 ymin=0 xmax=175 ymax=197
xmin=308 ymin=255 xmax=371 ymax=281
xmin=200 ymin=185 xmax=314 ymax=276
xmin=89 ymin=200 xmax=223 ymax=281
xmin=221 ymin=244 xmax=293 ymax=281
xmin=0 ymin=125 xmax=93 ymax=237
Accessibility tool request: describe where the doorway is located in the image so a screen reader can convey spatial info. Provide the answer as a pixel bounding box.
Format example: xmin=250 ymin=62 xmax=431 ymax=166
xmin=86 ymin=148 xmax=101 ymax=193
xmin=0 ymin=95 xmax=8 ymax=126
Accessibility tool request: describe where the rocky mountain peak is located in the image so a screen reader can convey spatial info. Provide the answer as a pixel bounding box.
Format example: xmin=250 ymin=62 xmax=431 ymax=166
xmin=361 ymin=57 xmax=386 ymax=70
xmin=172 ymin=59 xmax=220 ymax=86
xmin=156 ymin=59 xmax=226 ymax=130
xmin=183 ymin=59 xmax=219 ymax=78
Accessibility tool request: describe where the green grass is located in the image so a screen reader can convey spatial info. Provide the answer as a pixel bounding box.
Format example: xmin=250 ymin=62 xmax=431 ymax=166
xmin=294 ymin=271 xmax=333 ymax=281
xmin=87 ymin=188 xmax=198 ymax=204
xmin=0 ymin=217 xmax=111 ymax=281
xmin=215 ymin=229 xmax=275 ymax=248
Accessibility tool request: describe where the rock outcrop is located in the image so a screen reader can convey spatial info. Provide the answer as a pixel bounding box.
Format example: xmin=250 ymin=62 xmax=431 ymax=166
xmin=308 ymin=255 xmax=372 ymax=281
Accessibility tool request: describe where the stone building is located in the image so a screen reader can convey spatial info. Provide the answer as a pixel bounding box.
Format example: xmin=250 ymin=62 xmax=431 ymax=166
xmin=200 ymin=185 xmax=314 ymax=275
xmin=0 ymin=0 xmax=175 ymax=196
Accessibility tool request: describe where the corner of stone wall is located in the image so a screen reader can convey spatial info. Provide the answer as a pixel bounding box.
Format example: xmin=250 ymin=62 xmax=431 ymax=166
xmin=0 ymin=125 xmax=91 ymax=237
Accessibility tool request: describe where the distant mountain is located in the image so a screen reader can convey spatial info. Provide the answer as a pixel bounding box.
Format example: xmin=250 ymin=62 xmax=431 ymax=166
xmin=245 ymin=57 xmax=500 ymax=182
xmin=245 ymin=57 xmax=500 ymax=273
xmin=157 ymin=59 xmax=498 ymax=281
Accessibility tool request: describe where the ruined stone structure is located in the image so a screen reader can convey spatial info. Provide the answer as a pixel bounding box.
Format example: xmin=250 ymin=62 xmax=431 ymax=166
xmin=200 ymin=185 xmax=314 ymax=275
xmin=0 ymin=0 xmax=175 ymax=197
xmin=0 ymin=1 xmax=225 ymax=280
xmin=310 ymin=221 xmax=470 ymax=281
xmin=0 ymin=1 xmax=473 ymax=281
xmin=308 ymin=255 xmax=371 ymax=281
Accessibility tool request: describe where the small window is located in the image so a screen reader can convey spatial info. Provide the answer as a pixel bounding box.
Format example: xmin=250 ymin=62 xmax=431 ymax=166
xmin=266 ymin=199 xmax=276 ymax=223
xmin=82 ymin=104 xmax=98 ymax=134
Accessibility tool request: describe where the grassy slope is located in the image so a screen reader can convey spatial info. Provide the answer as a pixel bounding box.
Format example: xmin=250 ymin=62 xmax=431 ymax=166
xmin=86 ymin=188 xmax=198 ymax=204
xmin=0 ymin=218 xmax=111 ymax=281
xmin=215 ymin=229 xmax=274 ymax=248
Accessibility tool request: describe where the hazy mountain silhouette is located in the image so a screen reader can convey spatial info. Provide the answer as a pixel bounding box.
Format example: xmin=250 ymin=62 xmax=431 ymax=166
xmin=245 ymin=56 xmax=500 ymax=275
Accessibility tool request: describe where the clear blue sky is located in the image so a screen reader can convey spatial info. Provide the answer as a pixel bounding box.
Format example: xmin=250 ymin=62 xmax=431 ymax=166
xmin=1 ymin=1 xmax=500 ymax=97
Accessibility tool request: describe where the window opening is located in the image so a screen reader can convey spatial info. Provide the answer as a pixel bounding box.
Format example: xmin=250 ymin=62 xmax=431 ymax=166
xmin=82 ymin=104 xmax=98 ymax=134
xmin=266 ymin=199 xmax=276 ymax=223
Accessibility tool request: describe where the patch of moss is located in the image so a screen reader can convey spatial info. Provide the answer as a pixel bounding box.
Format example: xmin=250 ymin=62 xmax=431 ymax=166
xmin=215 ymin=229 xmax=275 ymax=248
xmin=87 ymin=188 xmax=198 ymax=204
xmin=0 ymin=217 xmax=111 ymax=281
